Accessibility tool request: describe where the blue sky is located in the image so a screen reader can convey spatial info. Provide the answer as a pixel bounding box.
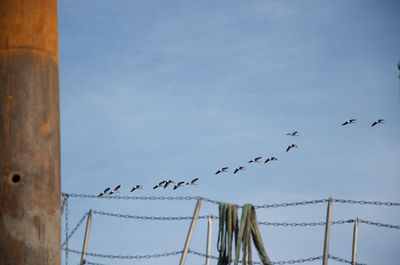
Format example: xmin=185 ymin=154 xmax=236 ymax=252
xmin=58 ymin=0 xmax=400 ymax=264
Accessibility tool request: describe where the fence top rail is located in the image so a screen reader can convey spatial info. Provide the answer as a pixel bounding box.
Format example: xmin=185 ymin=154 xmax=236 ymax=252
xmin=62 ymin=193 xmax=400 ymax=208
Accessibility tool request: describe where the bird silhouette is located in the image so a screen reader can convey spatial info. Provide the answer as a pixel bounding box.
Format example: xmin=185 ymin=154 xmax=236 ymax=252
xmin=98 ymin=187 xmax=110 ymax=197
xmin=108 ymin=185 xmax=121 ymax=195
xmin=186 ymin=178 xmax=199 ymax=185
xmin=173 ymin=181 xmax=185 ymax=190
xmin=130 ymin=185 xmax=143 ymax=192
xmin=234 ymin=167 xmax=245 ymax=174
xmin=342 ymin=119 xmax=357 ymax=126
xmin=215 ymin=167 xmax=229 ymax=174
xmin=286 ymin=131 xmax=299 ymax=136
xmin=264 ymin=157 xmax=278 ymax=163
xmin=371 ymin=119 xmax=385 ymax=127
xmin=248 ymin=157 xmax=262 ymax=163
xmin=286 ymin=144 xmax=298 ymax=152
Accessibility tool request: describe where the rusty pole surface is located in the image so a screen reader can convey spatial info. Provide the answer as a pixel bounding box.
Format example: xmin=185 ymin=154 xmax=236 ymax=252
xmin=0 ymin=0 xmax=61 ymax=264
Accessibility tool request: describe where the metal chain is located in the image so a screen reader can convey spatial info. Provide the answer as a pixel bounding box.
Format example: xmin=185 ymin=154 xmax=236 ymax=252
xmin=92 ymin=210 xmax=215 ymax=220
xmin=188 ymin=249 xmax=323 ymax=264
xmin=63 ymin=248 xmax=182 ymax=259
xmin=328 ymin=254 xmax=366 ymax=265
xmin=270 ymin=256 xmax=323 ymax=265
xmin=61 ymin=195 xmax=67 ymax=214
xmin=358 ymin=218 xmax=400 ymax=229
xmin=62 ymin=211 xmax=90 ymax=247
xmin=332 ymin=199 xmax=400 ymax=206
xmin=253 ymin=199 xmax=329 ymax=209
xmin=258 ymin=220 xmax=354 ymax=227
xmin=62 ymin=193 xmax=199 ymax=201
xmin=92 ymin=210 xmax=400 ymax=230
xmin=65 ymin=195 xmax=69 ymax=265
xmin=187 ymin=249 xmax=219 ymax=259
xmin=85 ymin=262 xmax=108 ymax=265
xmin=62 ymin=193 xmax=400 ymax=208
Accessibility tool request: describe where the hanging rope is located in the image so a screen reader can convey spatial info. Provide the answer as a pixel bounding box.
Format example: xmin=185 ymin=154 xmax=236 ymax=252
xmin=217 ymin=202 xmax=238 ymax=265
xmin=234 ymin=204 xmax=272 ymax=265
xmin=217 ymin=203 xmax=272 ymax=265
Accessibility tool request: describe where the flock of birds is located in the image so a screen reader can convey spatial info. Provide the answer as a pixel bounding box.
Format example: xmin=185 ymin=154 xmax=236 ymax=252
xmin=97 ymin=119 xmax=385 ymax=196
xmin=98 ymin=178 xmax=199 ymax=197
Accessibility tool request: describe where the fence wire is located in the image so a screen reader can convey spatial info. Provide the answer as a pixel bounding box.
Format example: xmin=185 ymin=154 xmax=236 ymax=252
xmin=62 ymin=193 xmax=400 ymax=208
xmin=86 ymin=262 xmax=108 ymax=265
xmin=65 ymin=196 xmax=69 ymax=265
xmin=92 ymin=210 xmax=400 ymax=229
xmin=63 ymin=248 xmax=182 ymax=259
xmin=329 ymin=254 xmax=366 ymax=265
xmin=62 ymin=211 xmax=89 ymax=247
xmin=258 ymin=220 xmax=354 ymax=227
xmin=188 ymin=249 xmax=324 ymax=264
xmin=61 ymin=193 xmax=397 ymax=265
xmin=358 ymin=218 xmax=400 ymax=229
xmin=332 ymin=199 xmax=400 ymax=206
xmin=65 ymin=248 xmax=324 ymax=264
xmin=93 ymin=210 xmax=213 ymax=220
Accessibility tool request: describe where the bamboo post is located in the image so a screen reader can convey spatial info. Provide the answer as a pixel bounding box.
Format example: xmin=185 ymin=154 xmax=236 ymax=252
xmin=179 ymin=197 xmax=202 ymax=265
xmin=322 ymin=198 xmax=332 ymax=265
xmin=80 ymin=210 xmax=93 ymax=265
xmin=205 ymin=214 xmax=213 ymax=265
xmin=351 ymin=218 xmax=358 ymax=265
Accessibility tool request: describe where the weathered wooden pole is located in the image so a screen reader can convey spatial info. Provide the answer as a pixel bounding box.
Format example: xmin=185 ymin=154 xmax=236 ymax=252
xmin=0 ymin=0 xmax=61 ymax=264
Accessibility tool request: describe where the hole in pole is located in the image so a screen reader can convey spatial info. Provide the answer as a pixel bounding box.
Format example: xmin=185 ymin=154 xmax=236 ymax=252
xmin=12 ymin=174 xmax=21 ymax=183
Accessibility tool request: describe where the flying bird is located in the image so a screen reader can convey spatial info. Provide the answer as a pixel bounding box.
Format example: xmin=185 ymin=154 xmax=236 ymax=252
xmin=98 ymin=187 xmax=110 ymax=197
xmin=264 ymin=157 xmax=278 ymax=163
xmin=234 ymin=167 xmax=245 ymax=174
xmin=186 ymin=178 xmax=199 ymax=185
xmin=286 ymin=144 xmax=298 ymax=152
xmin=286 ymin=131 xmax=299 ymax=136
xmin=153 ymin=180 xmax=167 ymax=189
xmin=173 ymin=181 xmax=185 ymax=190
xmin=248 ymin=157 xmax=262 ymax=163
xmin=371 ymin=119 xmax=385 ymax=127
xmin=342 ymin=119 xmax=357 ymax=126
xmin=108 ymin=185 xmax=121 ymax=195
xmin=215 ymin=167 xmax=229 ymax=174
xmin=130 ymin=185 xmax=143 ymax=192
xmin=163 ymin=180 xmax=175 ymax=188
